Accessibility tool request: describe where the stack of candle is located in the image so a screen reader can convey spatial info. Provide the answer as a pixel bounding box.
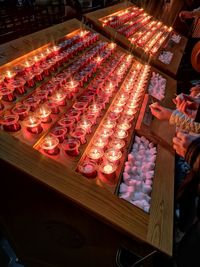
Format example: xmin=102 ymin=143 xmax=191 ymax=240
xmin=119 ymin=135 xmax=157 ymax=213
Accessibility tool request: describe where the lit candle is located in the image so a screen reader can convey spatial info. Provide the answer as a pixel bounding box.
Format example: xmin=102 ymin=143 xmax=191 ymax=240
xmin=36 ymin=105 xmax=52 ymax=123
xmin=0 ymin=114 xmax=21 ymax=132
xmin=99 ymin=128 xmax=114 ymax=139
xmin=108 ymin=139 xmax=125 ymax=150
xmin=79 ymin=119 xmax=92 ymax=133
xmin=98 ymin=162 xmax=117 ymax=184
xmin=51 ymin=91 xmax=66 ymax=106
xmin=111 ymin=106 xmax=123 ymax=115
xmin=78 ymin=161 xmax=97 ymax=179
xmin=87 ymin=147 xmax=104 ymax=162
xmin=88 ymin=103 xmax=102 ymax=116
xmin=62 ymin=137 xmax=80 ymax=156
xmin=92 ymin=135 xmax=108 ymax=149
xmin=23 ymin=115 xmax=43 ymax=134
xmin=114 ymin=129 xmax=128 ymax=140
xmin=102 ymin=119 xmax=116 ymax=129
xmin=104 ymin=148 xmax=122 ymax=165
xmin=4 ymin=70 xmax=16 ymax=82
xmin=40 ymin=135 xmax=60 ymax=155
xmin=117 ymin=121 xmax=131 ymax=131
xmin=46 ymin=99 xmax=60 ymax=114
xmin=66 ymin=80 xmax=79 ymax=93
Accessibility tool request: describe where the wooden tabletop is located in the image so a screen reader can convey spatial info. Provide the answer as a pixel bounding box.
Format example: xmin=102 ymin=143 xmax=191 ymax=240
xmin=0 ymin=18 xmax=174 ymax=256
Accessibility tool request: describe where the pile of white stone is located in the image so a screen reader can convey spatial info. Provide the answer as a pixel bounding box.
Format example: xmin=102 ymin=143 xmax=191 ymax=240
xmin=119 ymin=135 xmax=157 ymax=213
xmin=148 ymin=72 xmax=166 ymax=101
xmin=158 ymin=51 xmax=173 ymax=64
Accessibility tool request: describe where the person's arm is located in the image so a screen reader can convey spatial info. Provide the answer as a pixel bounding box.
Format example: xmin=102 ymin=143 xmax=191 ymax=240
xmin=169 ymin=109 xmax=200 ymax=133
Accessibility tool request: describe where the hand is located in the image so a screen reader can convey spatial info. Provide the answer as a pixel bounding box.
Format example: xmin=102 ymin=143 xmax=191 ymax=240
xmin=178 ymin=100 xmax=198 ymax=118
xmin=179 ymin=11 xmax=193 ymax=19
xmin=190 ymin=85 xmax=200 ymax=97
xmin=149 ymin=102 xmax=173 ymax=120
xmin=173 ymin=132 xmax=199 ymax=158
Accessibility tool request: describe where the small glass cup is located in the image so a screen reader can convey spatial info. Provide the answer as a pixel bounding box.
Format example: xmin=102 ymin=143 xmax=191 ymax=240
xmin=0 ymin=86 xmax=15 ymax=102
xmin=35 ymin=105 xmax=52 ymax=123
xmin=40 ymin=135 xmax=60 ymax=155
xmin=57 ymin=117 xmax=75 ymax=132
xmin=62 ymin=137 xmax=80 ymax=156
xmin=108 ymin=139 xmax=125 ymax=151
xmin=87 ymin=146 xmax=104 ymax=162
xmin=50 ymin=126 xmax=67 ymax=143
xmin=23 ymin=97 xmax=40 ymax=112
xmin=70 ymin=127 xmax=86 ymax=144
xmin=104 ymin=148 xmax=122 ymax=165
xmin=23 ymin=115 xmax=43 ymax=134
xmin=98 ymin=162 xmax=118 ymax=184
xmin=0 ymin=114 xmax=21 ymax=132
xmin=78 ymin=161 xmax=97 ymax=179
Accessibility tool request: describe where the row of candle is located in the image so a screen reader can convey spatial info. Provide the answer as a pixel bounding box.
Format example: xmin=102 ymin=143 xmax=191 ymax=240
xmin=0 ymin=31 xmax=100 ymax=113
xmin=0 ymin=41 xmax=118 ymax=135
xmin=77 ymin=63 xmax=151 ymax=184
xmin=37 ymin=52 xmax=133 ymax=159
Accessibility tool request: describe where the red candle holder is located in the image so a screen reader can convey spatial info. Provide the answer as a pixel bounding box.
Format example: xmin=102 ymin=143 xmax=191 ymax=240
xmin=67 ymin=109 xmax=81 ymax=122
xmin=46 ymin=99 xmax=60 ymax=114
xmin=0 ymin=86 xmax=16 ymax=102
xmin=84 ymin=113 xmax=97 ymax=125
xmin=23 ymin=73 xmax=35 ymax=87
xmin=36 ymin=105 xmax=52 ymax=123
xmin=8 ymin=78 xmax=26 ymax=95
xmin=12 ymin=103 xmax=30 ymax=120
xmin=40 ymin=135 xmax=60 ymax=156
xmin=51 ymin=90 xmax=66 ymax=106
xmin=70 ymin=127 xmax=86 ymax=144
xmin=114 ymin=129 xmax=128 ymax=140
xmin=34 ymin=90 xmax=48 ymax=104
xmin=98 ymin=162 xmax=118 ymax=184
xmin=65 ymin=80 xmax=79 ymax=93
xmin=4 ymin=70 xmax=16 ymax=82
xmin=21 ymin=60 xmax=35 ymax=72
xmin=78 ymin=161 xmax=97 ymax=179
xmin=50 ymin=126 xmax=67 ymax=143
xmin=73 ymin=102 xmax=88 ymax=114
xmin=57 ymin=117 xmax=75 ymax=132
xmin=62 ymin=137 xmax=80 ymax=156
xmin=24 ymin=97 xmax=40 ymax=112
xmin=117 ymin=121 xmax=131 ymax=131
xmin=33 ymin=68 xmax=43 ymax=82
xmin=0 ymin=114 xmax=21 ymax=132
xmin=107 ymin=111 xmax=120 ymax=121
xmin=13 ymin=65 xmax=25 ymax=75
xmin=88 ymin=103 xmax=102 ymax=117
xmin=23 ymin=115 xmax=43 ymax=134
xmin=78 ymin=118 xmax=92 ymax=133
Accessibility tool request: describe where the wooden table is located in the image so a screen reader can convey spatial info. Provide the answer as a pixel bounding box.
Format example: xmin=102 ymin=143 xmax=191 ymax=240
xmin=84 ymin=2 xmax=188 ymax=78
xmin=0 ymin=18 xmax=175 ymax=267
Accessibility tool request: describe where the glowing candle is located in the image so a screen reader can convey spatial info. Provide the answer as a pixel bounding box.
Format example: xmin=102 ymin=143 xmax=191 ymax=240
xmin=99 ymin=128 xmax=114 ymax=139
xmin=99 ymin=162 xmax=117 ymax=184
xmin=87 ymin=147 xmax=104 ymax=162
xmin=78 ymin=119 xmax=92 ymax=133
xmin=36 ymin=105 xmax=52 ymax=123
xmin=4 ymin=70 xmax=16 ymax=82
xmin=108 ymin=139 xmax=125 ymax=150
xmin=40 ymin=135 xmax=60 ymax=155
xmin=0 ymin=114 xmax=21 ymax=132
xmin=92 ymin=135 xmax=108 ymax=149
xmin=104 ymin=148 xmax=122 ymax=165
xmin=23 ymin=115 xmax=43 ymax=134
xmin=51 ymin=91 xmax=66 ymax=106
xmin=88 ymin=103 xmax=102 ymax=116
xmin=117 ymin=121 xmax=131 ymax=131
xmin=102 ymin=119 xmax=116 ymax=129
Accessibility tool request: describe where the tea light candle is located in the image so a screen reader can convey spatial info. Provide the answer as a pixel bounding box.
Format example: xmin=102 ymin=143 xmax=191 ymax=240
xmin=36 ymin=105 xmax=52 ymax=123
xmin=78 ymin=161 xmax=97 ymax=179
xmin=23 ymin=73 xmax=35 ymax=87
xmin=114 ymin=98 xmax=126 ymax=107
xmin=0 ymin=86 xmax=16 ymax=102
xmin=40 ymin=135 xmax=60 ymax=155
xmin=51 ymin=91 xmax=66 ymax=106
xmin=99 ymin=128 xmax=114 ymax=139
xmin=23 ymin=115 xmax=43 ymax=134
xmin=104 ymin=148 xmax=122 ymax=165
xmin=88 ymin=103 xmax=102 ymax=116
xmin=4 ymin=70 xmax=16 ymax=82
xmin=23 ymin=97 xmax=40 ymax=112
xmin=50 ymin=126 xmax=67 ymax=143
xmin=57 ymin=117 xmax=75 ymax=132
xmin=0 ymin=114 xmax=21 ymax=132
xmin=107 ymin=111 xmax=120 ymax=121
xmin=66 ymin=80 xmax=79 ymax=93
xmin=98 ymin=162 xmax=118 ymax=184
xmin=22 ymin=60 xmax=35 ymax=72
xmin=46 ymin=99 xmax=60 ymax=114
xmin=108 ymin=139 xmax=125 ymax=150
xmin=34 ymin=90 xmax=48 ymax=104
xmin=102 ymin=119 xmax=116 ymax=129
xmin=70 ymin=127 xmax=86 ymax=144
xmin=12 ymin=103 xmax=30 ymax=120
xmin=111 ymin=106 xmax=123 ymax=115
xmin=67 ymin=109 xmax=81 ymax=122
xmin=117 ymin=121 xmax=131 ymax=131
xmin=123 ymin=108 xmax=137 ymax=117
xmin=87 ymin=147 xmax=104 ymax=162
xmin=8 ymin=78 xmax=26 ymax=95
xmin=62 ymin=137 xmax=80 ymax=156
xmin=78 ymin=119 xmax=92 ymax=133
xmin=92 ymin=135 xmax=108 ymax=149
xmin=114 ymin=129 xmax=128 ymax=140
